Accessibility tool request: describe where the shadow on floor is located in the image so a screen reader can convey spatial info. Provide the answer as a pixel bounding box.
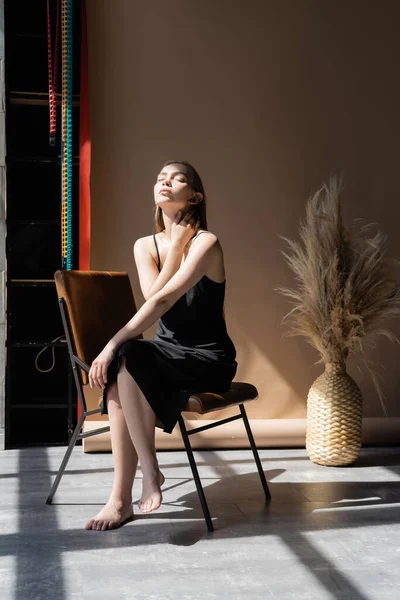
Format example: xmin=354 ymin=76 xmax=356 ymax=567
xmin=2 ymin=447 xmax=400 ymax=600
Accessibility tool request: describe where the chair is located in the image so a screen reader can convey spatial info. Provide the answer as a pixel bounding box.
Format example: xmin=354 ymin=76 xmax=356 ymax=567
xmin=46 ymin=270 xmax=271 ymax=531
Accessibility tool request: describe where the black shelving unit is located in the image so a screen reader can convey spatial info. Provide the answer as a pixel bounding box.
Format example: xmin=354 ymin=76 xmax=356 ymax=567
xmin=5 ymin=0 xmax=81 ymax=447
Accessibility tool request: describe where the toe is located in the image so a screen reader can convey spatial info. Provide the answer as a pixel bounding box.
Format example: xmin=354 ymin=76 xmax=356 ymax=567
xmin=101 ymin=521 xmax=108 ymax=531
xmin=85 ymin=519 xmax=94 ymax=530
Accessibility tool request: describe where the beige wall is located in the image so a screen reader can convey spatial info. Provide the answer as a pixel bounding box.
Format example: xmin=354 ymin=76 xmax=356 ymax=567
xmin=86 ymin=0 xmax=400 ymax=441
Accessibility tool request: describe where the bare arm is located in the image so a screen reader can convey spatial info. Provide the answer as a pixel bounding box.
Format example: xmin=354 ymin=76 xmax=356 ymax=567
xmin=89 ymin=232 xmax=217 ymax=389
xmin=134 ymin=208 xmax=197 ymax=301
xmin=133 ymin=237 xmax=185 ymax=301
xmin=107 ymin=233 xmax=218 ymax=351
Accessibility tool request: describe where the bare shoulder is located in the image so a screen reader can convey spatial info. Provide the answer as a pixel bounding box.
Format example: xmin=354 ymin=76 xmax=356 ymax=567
xmin=190 ymin=230 xmax=219 ymax=248
xmin=189 ymin=231 xmax=222 ymax=261
xmin=133 ymin=234 xmax=154 ymax=248
xmin=133 ymin=235 xmax=158 ymax=265
xmin=189 ymin=230 xmax=225 ymax=281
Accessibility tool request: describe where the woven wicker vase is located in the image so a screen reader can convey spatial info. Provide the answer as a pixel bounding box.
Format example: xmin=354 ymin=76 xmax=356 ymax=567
xmin=306 ymin=362 xmax=363 ymax=466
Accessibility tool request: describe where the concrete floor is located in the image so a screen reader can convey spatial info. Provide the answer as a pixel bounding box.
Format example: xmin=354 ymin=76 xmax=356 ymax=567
xmin=1 ymin=446 xmax=400 ymax=600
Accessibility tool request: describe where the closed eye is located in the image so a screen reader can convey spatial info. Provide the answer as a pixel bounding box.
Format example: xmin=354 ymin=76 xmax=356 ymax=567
xmin=157 ymin=176 xmax=187 ymax=183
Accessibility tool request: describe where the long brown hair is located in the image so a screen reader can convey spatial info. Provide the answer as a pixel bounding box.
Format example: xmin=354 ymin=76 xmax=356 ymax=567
xmin=154 ymin=160 xmax=208 ymax=233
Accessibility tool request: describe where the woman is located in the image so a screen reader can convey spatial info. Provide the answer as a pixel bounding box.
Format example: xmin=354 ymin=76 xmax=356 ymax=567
xmin=85 ymin=160 xmax=237 ymax=531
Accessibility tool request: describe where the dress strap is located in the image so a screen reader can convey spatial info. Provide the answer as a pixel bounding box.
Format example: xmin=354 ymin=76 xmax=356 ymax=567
xmin=191 ymin=230 xmax=208 ymax=243
xmin=153 ymin=234 xmax=161 ymax=272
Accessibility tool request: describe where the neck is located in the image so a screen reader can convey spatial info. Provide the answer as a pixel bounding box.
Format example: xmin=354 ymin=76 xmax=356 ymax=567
xmin=161 ymin=216 xmax=173 ymax=241
xmin=160 ymin=210 xmax=185 ymax=242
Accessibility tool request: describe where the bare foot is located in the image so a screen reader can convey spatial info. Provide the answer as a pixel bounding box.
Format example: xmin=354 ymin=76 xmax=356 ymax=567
xmin=138 ymin=470 xmax=165 ymax=513
xmin=85 ymin=498 xmax=134 ymax=531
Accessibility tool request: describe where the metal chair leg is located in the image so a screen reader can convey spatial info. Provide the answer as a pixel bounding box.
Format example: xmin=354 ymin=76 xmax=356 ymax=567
xmin=178 ymin=415 xmax=214 ymax=532
xmin=46 ymin=413 xmax=85 ymax=505
xmin=239 ymin=404 xmax=271 ymax=500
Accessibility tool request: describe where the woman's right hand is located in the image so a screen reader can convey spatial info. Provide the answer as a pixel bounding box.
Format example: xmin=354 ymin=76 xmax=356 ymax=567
xmin=170 ymin=208 xmax=198 ymax=249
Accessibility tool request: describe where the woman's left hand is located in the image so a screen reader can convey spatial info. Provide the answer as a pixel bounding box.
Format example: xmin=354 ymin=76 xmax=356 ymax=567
xmin=88 ymin=346 xmax=117 ymax=390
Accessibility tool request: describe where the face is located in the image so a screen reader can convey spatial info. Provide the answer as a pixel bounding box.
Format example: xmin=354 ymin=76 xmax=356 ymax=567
xmin=154 ymin=164 xmax=199 ymax=213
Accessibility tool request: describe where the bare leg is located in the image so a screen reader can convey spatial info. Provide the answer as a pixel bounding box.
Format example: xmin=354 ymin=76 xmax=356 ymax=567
xmin=117 ymin=356 xmax=165 ymax=513
xmin=85 ymin=381 xmax=138 ymax=531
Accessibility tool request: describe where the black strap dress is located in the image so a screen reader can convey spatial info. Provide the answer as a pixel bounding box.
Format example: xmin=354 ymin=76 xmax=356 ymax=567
xmin=100 ymin=231 xmax=238 ymax=433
